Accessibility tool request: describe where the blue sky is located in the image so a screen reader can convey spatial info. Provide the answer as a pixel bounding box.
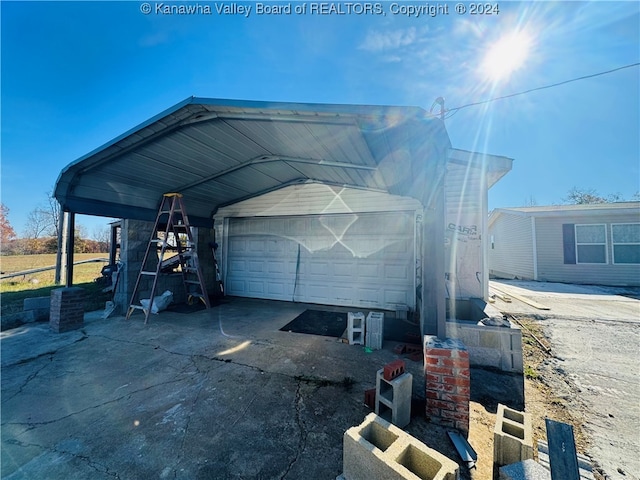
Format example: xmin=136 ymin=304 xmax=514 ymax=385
xmin=2 ymin=0 xmax=639 ymax=237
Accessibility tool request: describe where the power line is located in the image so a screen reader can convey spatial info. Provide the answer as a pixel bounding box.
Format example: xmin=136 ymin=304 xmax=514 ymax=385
xmin=440 ymin=62 xmax=640 ymax=118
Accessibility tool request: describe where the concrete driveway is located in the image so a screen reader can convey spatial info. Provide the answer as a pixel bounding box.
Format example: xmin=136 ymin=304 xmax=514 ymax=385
xmin=5 ymin=297 xmax=530 ymax=480
xmin=2 ymin=299 xmax=398 ymax=480
xmin=491 ymin=280 xmax=640 ymax=480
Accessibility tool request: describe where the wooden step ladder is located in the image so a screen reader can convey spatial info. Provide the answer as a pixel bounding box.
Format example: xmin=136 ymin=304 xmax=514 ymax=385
xmin=126 ymin=193 xmax=211 ymax=323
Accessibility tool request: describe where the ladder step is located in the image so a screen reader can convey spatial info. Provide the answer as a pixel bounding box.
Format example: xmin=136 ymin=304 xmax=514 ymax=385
xmin=128 ymin=194 xmax=210 ymax=322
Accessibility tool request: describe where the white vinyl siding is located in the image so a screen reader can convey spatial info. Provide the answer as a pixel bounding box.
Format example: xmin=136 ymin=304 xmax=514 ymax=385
xmin=575 ymin=224 xmax=608 ymax=264
xmin=488 ymin=212 xmax=535 ymax=280
xmin=612 ymin=223 xmax=640 ymax=264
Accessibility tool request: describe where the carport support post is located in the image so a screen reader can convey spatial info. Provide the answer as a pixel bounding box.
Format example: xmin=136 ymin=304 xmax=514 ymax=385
xmin=54 ymin=210 xmax=69 ymax=285
xmin=65 ymin=212 xmax=76 ymax=288
xmin=421 ymin=180 xmax=446 ymax=338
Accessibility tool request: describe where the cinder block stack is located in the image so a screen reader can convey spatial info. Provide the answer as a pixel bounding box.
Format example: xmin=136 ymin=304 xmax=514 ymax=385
xmin=348 ymin=312 xmax=365 ymax=345
xmin=49 ymin=287 xmax=86 ymax=333
xmin=365 ymin=311 xmax=384 ymax=350
xmin=424 ymin=336 xmax=470 ymax=436
xmin=493 ymin=403 xmax=534 ymax=467
xmin=376 ymin=361 xmax=412 ymax=429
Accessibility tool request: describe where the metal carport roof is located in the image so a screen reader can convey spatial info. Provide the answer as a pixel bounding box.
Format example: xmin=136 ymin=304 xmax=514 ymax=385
xmin=54 ymin=97 xmax=455 ymax=227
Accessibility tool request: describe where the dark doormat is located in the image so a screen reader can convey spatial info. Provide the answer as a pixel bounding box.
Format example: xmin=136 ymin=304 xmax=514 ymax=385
xmin=280 ymin=309 xmax=347 ymax=338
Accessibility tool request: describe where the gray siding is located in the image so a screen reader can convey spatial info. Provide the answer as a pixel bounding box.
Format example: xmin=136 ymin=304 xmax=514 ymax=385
xmin=488 ymin=213 xmax=535 ymax=280
xmin=535 ymin=213 xmax=640 ymax=286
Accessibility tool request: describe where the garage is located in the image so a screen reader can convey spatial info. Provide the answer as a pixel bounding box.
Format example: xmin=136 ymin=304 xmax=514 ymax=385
xmin=225 ymin=211 xmax=416 ymax=309
xmin=53 ymin=97 xmax=512 ymax=336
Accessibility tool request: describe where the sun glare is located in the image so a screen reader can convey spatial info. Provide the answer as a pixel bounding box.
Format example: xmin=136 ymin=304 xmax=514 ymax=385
xmin=481 ymin=30 xmax=532 ymax=82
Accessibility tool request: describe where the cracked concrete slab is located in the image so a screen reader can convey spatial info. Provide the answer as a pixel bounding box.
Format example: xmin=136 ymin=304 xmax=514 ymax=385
xmin=2 ymin=297 xmax=525 ymax=479
xmin=2 ymin=299 xmax=420 ymax=480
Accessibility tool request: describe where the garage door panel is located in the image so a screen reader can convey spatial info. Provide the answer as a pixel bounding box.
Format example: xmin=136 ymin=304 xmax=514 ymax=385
xmin=226 ymin=212 xmax=415 ymax=309
xmin=357 ymin=263 xmax=380 ymax=279
xmin=247 ymin=261 xmax=264 ymax=273
xmin=384 ymin=289 xmax=411 ymax=305
xmin=385 ymin=264 xmax=410 ymax=281
xmin=268 ymin=261 xmax=286 ymax=274
xmin=333 ymin=262 xmax=355 ymax=278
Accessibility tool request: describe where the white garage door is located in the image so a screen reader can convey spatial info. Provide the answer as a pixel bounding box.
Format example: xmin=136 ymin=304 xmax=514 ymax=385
xmin=225 ymin=212 xmax=415 ymax=310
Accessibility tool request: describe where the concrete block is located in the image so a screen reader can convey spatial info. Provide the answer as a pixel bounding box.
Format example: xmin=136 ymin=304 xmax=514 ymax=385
xmin=499 ymin=459 xmax=550 ymax=480
xmin=348 ymin=312 xmax=365 ymax=345
xmin=23 ymin=296 xmax=51 ymax=322
xmin=494 ymin=404 xmax=534 ymax=468
xmin=1 ymin=310 xmax=35 ymax=330
xmin=376 ymin=369 xmax=412 ymax=429
xmin=365 ymin=311 xmax=384 ymax=350
xmin=343 ymin=413 xmax=458 ymax=480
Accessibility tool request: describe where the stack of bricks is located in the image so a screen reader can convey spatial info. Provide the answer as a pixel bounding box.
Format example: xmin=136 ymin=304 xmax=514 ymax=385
xmin=424 ymin=336 xmax=470 ymax=436
xmin=49 ymin=287 xmax=86 ymax=333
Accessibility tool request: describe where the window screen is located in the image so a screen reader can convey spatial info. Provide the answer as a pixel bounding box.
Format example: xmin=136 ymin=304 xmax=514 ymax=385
xmin=612 ymin=223 xmax=640 ymax=264
xmin=575 ymin=224 xmax=607 ymax=264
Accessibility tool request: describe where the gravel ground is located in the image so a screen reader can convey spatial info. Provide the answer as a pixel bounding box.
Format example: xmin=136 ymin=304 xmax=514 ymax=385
xmin=492 ymin=280 xmax=640 ymax=480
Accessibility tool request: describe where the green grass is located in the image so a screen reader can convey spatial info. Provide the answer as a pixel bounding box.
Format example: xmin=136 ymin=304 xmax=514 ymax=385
xmin=524 ymin=365 xmax=539 ymax=380
xmin=1 ymin=253 xmax=111 ymax=316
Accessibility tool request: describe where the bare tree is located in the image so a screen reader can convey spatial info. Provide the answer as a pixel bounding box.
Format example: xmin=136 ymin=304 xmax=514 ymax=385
xmin=46 ymin=189 xmax=61 ymax=238
xmin=563 ymin=187 xmax=607 ymax=205
xmin=563 ymin=187 xmax=636 ymax=205
xmin=23 ymin=208 xmax=53 ymax=239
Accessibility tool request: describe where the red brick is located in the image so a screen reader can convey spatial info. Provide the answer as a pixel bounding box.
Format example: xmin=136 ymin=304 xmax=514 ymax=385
xmin=364 ymin=388 xmax=376 ymax=409
xmin=439 ymin=393 xmax=469 ymax=404
xmin=425 ymin=348 xmax=453 ymax=357
xmin=425 ymin=356 xmax=440 ymax=365
xmin=426 ymin=365 xmax=455 ymax=375
xmin=426 ymin=382 xmax=456 ymax=393
xmin=456 ymin=369 xmax=471 ymax=379
xmin=455 ymin=350 xmax=470 ymax=359
xmin=383 ymin=360 xmax=406 ymax=381
xmin=441 ymin=358 xmax=468 ymax=368
xmin=409 ymin=351 xmax=423 ymax=363
xmin=455 ymin=386 xmax=471 ymax=397
xmin=393 ymin=344 xmax=407 ymax=354
xmin=440 ymin=410 xmax=469 ymax=421
xmin=426 ymin=390 xmax=439 ymax=400
xmin=429 ymin=417 xmax=456 ymax=428
xmin=443 ymin=376 xmax=470 ymax=387
xmin=404 ymin=344 xmax=422 ymax=354
xmin=426 ymin=406 xmax=441 ymax=416
xmin=426 ymin=374 xmax=441 ymax=383
xmin=429 ymin=400 xmax=456 ymax=411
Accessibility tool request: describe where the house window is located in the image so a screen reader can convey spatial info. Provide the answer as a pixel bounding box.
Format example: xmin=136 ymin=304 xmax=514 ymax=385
xmin=612 ymin=223 xmax=640 ymax=264
xmin=575 ymin=224 xmax=607 ymax=264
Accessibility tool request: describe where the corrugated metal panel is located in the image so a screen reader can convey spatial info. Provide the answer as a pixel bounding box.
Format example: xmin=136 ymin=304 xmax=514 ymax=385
xmin=488 ymin=212 xmax=535 ymax=280
xmin=535 ymin=213 xmax=640 ymax=286
xmin=54 ymin=98 xmax=489 ymax=227
xmin=215 ymin=184 xmax=422 ymax=218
